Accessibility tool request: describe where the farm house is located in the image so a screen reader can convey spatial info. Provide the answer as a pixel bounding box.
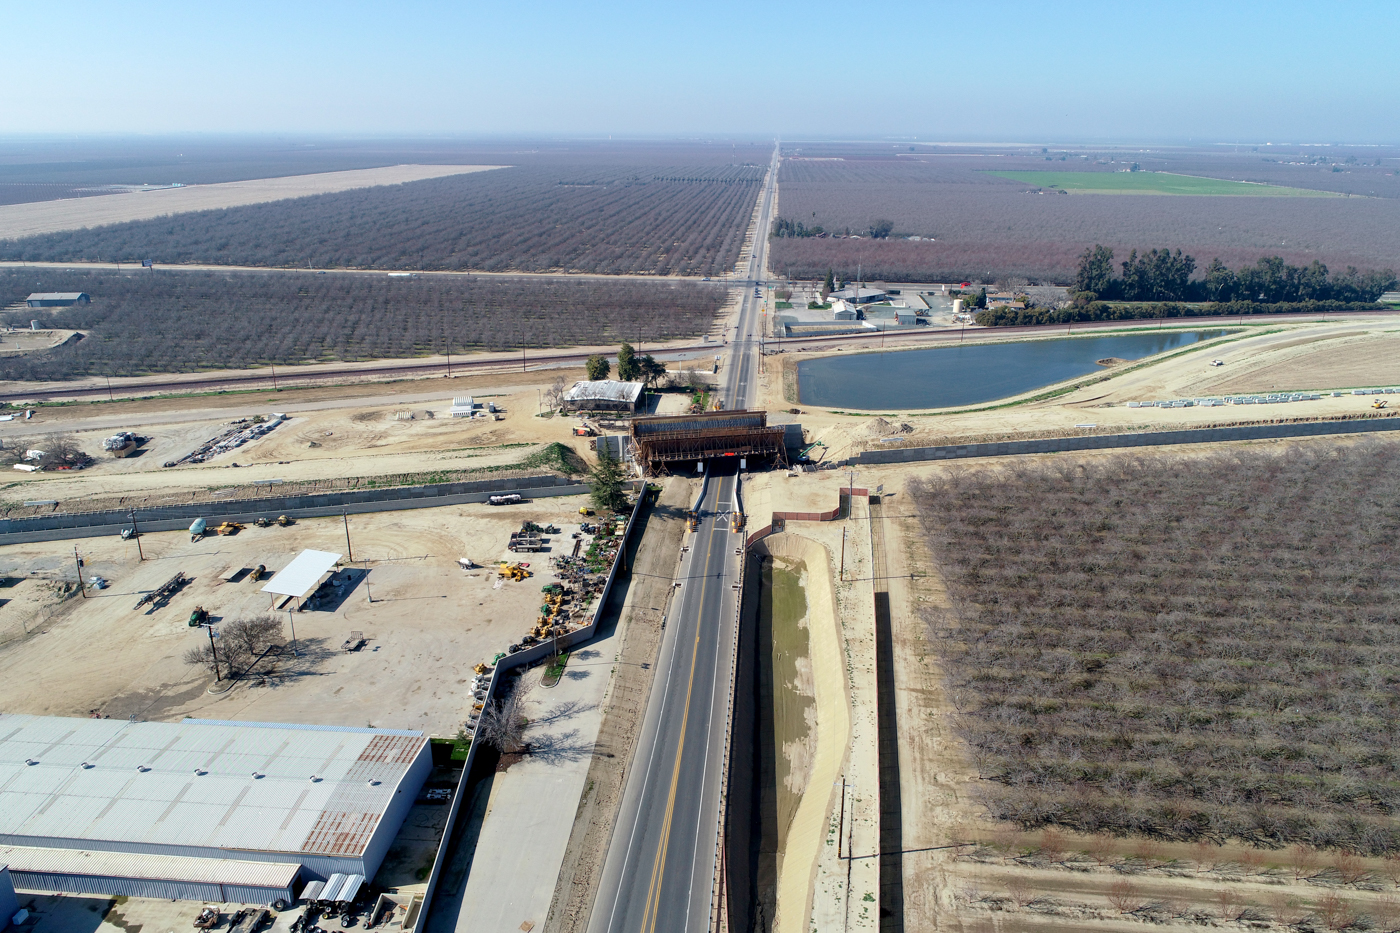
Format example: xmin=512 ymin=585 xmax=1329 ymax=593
xmin=562 ymin=380 xmax=645 ymax=413
xmin=0 ymin=715 xmax=430 ymax=904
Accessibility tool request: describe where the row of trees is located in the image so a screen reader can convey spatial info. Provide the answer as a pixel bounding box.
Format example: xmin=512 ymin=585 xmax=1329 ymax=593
xmin=1074 ymin=244 xmax=1396 ymax=303
xmin=974 ymin=297 xmax=1382 ymax=327
xmin=771 ymin=217 xmax=895 ymax=239
xmin=584 ymin=342 xmax=667 ymax=387
xmin=0 ymin=270 xmax=725 ymax=380
xmin=0 ymin=163 xmax=763 ymax=277
xmin=912 ymin=444 xmax=1400 ymax=853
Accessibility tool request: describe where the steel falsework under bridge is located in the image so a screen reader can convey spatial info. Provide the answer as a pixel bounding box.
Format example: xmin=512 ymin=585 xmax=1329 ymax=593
xmin=627 ymin=410 xmax=787 ymax=476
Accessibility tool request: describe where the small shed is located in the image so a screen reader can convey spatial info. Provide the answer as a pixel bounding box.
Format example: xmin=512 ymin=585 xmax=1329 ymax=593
xmin=261 ymin=549 xmax=342 ymax=609
xmin=26 ymin=293 xmax=90 ymax=308
xmin=449 ymin=397 xmax=476 ymax=418
xmin=563 ymin=381 xmax=645 ymax=413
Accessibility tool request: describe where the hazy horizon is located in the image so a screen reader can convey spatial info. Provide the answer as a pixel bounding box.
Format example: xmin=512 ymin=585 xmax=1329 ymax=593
xmin=7 ymin=0 xmax=1397 ymax=144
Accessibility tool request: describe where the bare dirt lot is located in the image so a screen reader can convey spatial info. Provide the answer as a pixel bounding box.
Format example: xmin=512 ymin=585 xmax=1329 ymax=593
xmin=0 ymin=164 xmax=504 ymax=240
xmin=0 ymin=496 xmax=597 ymax=737
xmin=0 ymin=328 xmax=83 ymax=356
xmin=0 ymin=374 xmax=605 ymax=511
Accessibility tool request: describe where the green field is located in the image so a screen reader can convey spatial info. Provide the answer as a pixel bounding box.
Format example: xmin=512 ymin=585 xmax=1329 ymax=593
xmin=986 ymin=170 xmax=1341 ymax=197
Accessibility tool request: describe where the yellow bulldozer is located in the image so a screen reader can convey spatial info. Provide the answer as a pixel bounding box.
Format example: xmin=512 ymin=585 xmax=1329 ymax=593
xmin=214 ymin=521 xmax=244 ymax=536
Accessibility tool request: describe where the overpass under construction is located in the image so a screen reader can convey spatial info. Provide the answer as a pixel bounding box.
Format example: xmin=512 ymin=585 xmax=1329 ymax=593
xmin=628 ymin=410 xmax=787 ymax=475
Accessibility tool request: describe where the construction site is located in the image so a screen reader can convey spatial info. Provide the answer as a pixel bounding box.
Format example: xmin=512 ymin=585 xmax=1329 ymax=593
xmin=627 ymin=410 xmax=788 ymax=475
xmin=7 ymin=279 xmax=1400 ymax=933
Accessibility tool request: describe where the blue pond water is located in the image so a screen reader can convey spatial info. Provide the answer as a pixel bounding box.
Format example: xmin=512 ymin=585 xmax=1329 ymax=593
xmin=796 ymin=330 xmax=1228 ymax=410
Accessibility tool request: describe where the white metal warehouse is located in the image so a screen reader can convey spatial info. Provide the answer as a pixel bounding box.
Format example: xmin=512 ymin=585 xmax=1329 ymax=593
xmin=0 ymin=715 xmax=430 ymax=904
xmin=562 ymin=380 xmax=644 ymax=413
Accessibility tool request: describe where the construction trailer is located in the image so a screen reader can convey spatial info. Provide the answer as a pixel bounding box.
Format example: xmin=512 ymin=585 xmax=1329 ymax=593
xmin=628 ymin=410 xmax=786 ymax=476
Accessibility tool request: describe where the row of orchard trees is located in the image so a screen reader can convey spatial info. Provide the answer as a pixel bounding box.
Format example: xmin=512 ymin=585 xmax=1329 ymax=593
xmin=1073 ymin=244 xmax=1394 ymax=304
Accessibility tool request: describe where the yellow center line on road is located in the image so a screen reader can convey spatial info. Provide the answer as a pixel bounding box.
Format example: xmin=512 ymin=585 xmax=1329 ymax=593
xmin=638 ymin=518 xmax=717 ymax=933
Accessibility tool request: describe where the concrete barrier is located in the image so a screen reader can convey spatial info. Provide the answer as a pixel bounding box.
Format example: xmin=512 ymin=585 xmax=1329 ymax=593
xmin=854 ymin=418 xmax=1400 ymax=466
xmin=0 ymin=475 xmax=585 ymax=544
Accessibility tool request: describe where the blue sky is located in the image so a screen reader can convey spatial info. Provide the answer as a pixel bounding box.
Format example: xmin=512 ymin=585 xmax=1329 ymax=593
xmin=5 ymin=0 xmax=1396 ymax=142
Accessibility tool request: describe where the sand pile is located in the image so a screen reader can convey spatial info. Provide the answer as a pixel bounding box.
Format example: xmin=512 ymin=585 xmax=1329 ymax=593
xmin=860 ymin=417 xmax=914 ymax=439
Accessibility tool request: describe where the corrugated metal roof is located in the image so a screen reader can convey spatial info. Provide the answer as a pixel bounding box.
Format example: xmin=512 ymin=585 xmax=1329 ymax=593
xmin=321 ymin=872 xmax=363 ymax=902
xmin=26 ymin=293 xmax=88 ymax=302
xmin=0 ymin=844 xmax=298 ymax=888
xmin=0 ymin=715 xmax=426 ymax=860
xmin=564 ymin=381 xmax=644 ymax=404
xmin=260 ymin=550 xmax=342 ymax=598
xmin=182 ymin=720 xmax=422 ymax=738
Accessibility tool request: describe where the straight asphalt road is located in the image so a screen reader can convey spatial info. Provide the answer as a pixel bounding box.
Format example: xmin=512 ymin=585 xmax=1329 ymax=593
xmin=586 ymin=143 xmax=777 ymax=933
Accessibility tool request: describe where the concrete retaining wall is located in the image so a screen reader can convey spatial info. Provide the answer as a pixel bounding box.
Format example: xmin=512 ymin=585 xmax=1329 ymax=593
xmin=854 ymin=417 xmax=1400 ymax=466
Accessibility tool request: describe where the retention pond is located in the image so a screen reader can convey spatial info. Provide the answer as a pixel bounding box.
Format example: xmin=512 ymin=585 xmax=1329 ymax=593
xmin=797 ymin=329 xmax=1229 ymax=410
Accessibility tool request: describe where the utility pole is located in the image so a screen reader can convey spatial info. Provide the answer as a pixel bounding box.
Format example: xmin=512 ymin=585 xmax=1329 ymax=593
xmin=208 ymin=625 xmax=221 ymax=682
xmin=74 ymin=546 xmax=86 ymax=598
xmin=838 ymin=778 xmax=846 ymax=858
xmin=105 ymin=376 xmax=114 ymax=402
xmin=522 ymin=348 xmax=526 ymax=373
xmin=129 ymin=510 xmax=144 ymax=561
xmin=446 ymin=337 xmax=453 ymax=378
xmin=270 ymin=363 xmax=279 ymax=391
xmin=342 ymin=509 xmax=353 ymax=563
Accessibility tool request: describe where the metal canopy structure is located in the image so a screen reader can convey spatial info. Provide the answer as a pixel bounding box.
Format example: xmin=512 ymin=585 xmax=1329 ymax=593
xmin=261 ymin=550 xmax=342 ymax=599
xmin=628 ymin=410 xmax=786 ymax=475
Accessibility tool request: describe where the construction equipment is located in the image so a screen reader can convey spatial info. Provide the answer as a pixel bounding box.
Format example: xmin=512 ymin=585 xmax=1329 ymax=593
xmin=276 ymin=514 xmax=293 ymax=526
xmin=572 ymin=422 xmax=597 ymax=437
xmin=189 ymin=517 xmax=207 ymax=541
xmin=342 ymin=630 xmax=366 ymax=652
xmin=1374 ymin=399 xmax=1389 ymax=409
xmin=120 ymin=526 xmax=136 ymax=540
xmin=194 ymin=907 xmax=220 ymax=930
xmin=579 ymin=507 xmax=595 ymax=516
xmin=254 ymin=517 xmax=272 ymax=527
xmin=488 ymin=493 xmax=523 ymax=506
xmin=498 ymin=562 xmax=532 ymax=582
xmin=188 ymin=606 xmax=209 ymax=627
xmin=250 ymin=564 xmax=266 ymax=582
xmin=135 ymin=572 xmax=188 ymax=611
xmin=214 ymin=521 xmax=244 ymax=536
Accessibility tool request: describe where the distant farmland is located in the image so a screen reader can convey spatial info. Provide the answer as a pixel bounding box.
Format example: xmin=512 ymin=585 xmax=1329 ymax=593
xmin=0 ymin=269 xmax=727 ymax=380
xmin=914 ymin=443 xmax=1400 ymax=853
xmin=770 ymin=145 xmax=1400 ymax=284
xmin=0 ymin=154 xmax=767 ymax=277
xmin=985 ymin=171 xmax=1340 ymax=197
